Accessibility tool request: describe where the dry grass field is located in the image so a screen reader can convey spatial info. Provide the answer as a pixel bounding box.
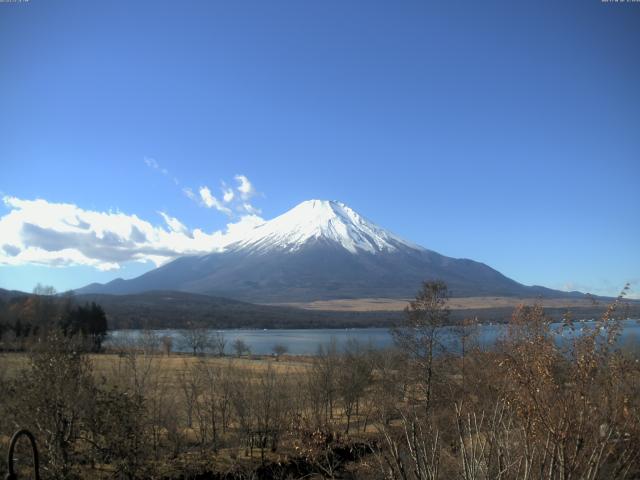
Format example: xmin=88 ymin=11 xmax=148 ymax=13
xmin=0 ymin=350 xmax=328 ymax=478
xmin=0 ymin=351 xmax=313 ymax=384
xmin=270 ymin=295 xmax=609 ymax=311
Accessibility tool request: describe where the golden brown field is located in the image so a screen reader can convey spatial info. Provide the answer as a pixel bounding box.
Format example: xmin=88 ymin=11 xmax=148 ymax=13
xmin=268 ymin=295 xmax=607 ymax=311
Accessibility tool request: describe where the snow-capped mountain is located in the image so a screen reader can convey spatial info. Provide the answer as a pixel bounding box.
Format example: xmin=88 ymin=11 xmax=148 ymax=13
xmin=77 ymin=200 xmax=572 ymax=302
xmin=228 ymin=199 xmax=419 ymax=254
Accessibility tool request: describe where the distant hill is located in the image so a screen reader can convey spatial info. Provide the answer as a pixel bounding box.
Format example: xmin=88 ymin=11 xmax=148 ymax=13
xmin=3 ymin=288 xmax=636 ymax=330
xmin=69 ymin=291 xmax=640 ymax=330
xmin=77 ymin=200 xmax=589 ymax=303
xmin=74 ymin=290 xmax=400 ymax=330
xmin=0 ymin=287 xmax=29 ymax=302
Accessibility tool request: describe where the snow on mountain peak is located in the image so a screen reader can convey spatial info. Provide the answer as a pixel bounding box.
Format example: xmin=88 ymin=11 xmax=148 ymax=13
xmin=227 ymin=199 xmax=421 ymax=254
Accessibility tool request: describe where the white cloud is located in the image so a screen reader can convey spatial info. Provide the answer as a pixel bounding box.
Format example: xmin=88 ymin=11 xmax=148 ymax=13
xmin=222 ymin=186 xmax=235 ymax=203
xmin=199 ymin=186 xmax=232 ymax=215
xmin=145 ymin=163 xmax=260 ymax=218
xmin=144 ymin=157 xmax=179 ymax=184
xmin=144 ymin=157 xmax=159 ymax=169
xmin=185 ymin=175 xmax=260 ymax=219
xmin=0 ymin=196 xmax=264 ymax=271
xmin=158 ymin=211 xmax=188 ymax=234
xmin=235 ymin=174 xmax=255 ymax=200
xmin=183 ymin=187 xmax=196 ymax=200
xmin=224 ymin=214 xmax=265 ymax=238
xmin=241 ymin=203 xmax=262 ymax=215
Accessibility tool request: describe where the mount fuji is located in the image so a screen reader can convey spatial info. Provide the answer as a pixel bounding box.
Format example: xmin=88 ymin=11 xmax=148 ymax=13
xmin=77 ymin=200 xmax=577 ymax=302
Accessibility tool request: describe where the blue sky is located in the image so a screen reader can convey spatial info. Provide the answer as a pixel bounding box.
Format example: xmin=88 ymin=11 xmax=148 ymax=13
xmin=0 ymin=0 xmax=638 ymax=298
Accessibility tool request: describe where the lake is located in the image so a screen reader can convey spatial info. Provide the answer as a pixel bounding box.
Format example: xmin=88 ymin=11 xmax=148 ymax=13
xmin=107 ymin=319 xmax=640 ymax=356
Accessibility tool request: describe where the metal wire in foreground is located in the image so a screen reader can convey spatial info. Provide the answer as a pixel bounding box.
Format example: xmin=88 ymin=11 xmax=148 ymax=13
xmin=5 ymin=429 xmax=40 ymax=480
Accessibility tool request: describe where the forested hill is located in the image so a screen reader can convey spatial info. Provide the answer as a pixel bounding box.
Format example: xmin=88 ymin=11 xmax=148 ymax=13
xmin=74 ymin=290 xmax=401 ymax=329
xmin=2 ymin=288 xmax=637 ymax=330
xmin=75 ymin=290 xmax=639 ymax=330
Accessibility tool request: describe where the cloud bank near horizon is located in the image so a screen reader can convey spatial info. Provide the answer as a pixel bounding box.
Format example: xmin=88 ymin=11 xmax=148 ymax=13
xmin=0 ymin=196 xmax=264 ymax=271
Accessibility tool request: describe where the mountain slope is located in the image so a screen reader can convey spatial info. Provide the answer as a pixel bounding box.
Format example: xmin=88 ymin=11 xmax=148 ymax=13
xmin=77 ymin=200 xmax=584 ymax=302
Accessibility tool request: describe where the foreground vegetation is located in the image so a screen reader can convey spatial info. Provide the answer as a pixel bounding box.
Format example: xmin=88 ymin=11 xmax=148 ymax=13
xmin=0 ymin=282 xmax=638 ymax=479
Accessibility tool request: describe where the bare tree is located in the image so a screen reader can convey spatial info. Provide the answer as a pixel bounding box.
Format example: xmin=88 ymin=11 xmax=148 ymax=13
xmin=496 ymin=295 xmax=640 ymax=480
xmin=178 ymin=362 xmax=201 ymax=429
xmin=451 ymin=316 xmax=479 ymax=400
xmin=193 ymin=360 xmax=223 ymax=450
xmin=29 ymin=283 xmax=60 ymax=334
xmin=110 ymin=336 xmax=156 ymax=398
xmin=369 ymin=348 xmax=408 ymax=427
xmin=212 ymin=331 xmax=226 ymax=356
xmin=139 ymin=329 xmax=161 ymax=354
xmin=391 ymin=280 xmax=449 ymax=414
xmin=160 ymin=335 xmax=173 ymax=356
xmin=232 ymin=337 xmax=251 ymax=357
xmin=252 ymin=365 xmax=290 ymax=461
xmin=376 ymin=409 xmax=441 ymax=480
xmin=310 ymin=338 xmax=339 ymax=426
xmin=216 ymin=360 xmax=235 ymax=434
xmin=272 ymin=343 xmax=288 ymax=360
xmin=11 ymin=330 xmax=96 ymax=479
xmin=337 ymin=339 xmax=373 ymax=433
xmin=229 ymin=366 xmax=256 ymax=456
xmin=180 ymin=327 xmax=211 ymax=356
xmin=89 ymin=386 xmax=150 ymax=479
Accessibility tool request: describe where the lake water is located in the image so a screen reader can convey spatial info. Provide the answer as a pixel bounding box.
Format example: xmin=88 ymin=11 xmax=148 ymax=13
xmin=107 ymin=319 xmax=640 ymax=356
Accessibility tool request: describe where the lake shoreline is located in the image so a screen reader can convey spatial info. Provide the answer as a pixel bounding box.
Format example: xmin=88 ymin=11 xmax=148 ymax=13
xmin=106 ymin=318 xmax=640 ymax=356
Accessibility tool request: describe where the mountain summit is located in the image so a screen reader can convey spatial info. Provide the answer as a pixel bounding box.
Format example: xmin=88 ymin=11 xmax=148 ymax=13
xmin=228 ymin=199 xmax=419 ymax=255
xmin=77 ymin=200 xmax=576 ymax=302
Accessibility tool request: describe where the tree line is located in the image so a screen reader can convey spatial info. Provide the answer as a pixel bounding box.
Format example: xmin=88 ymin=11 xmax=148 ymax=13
xmin=0 ymin=284 xmax=108 ymax=352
